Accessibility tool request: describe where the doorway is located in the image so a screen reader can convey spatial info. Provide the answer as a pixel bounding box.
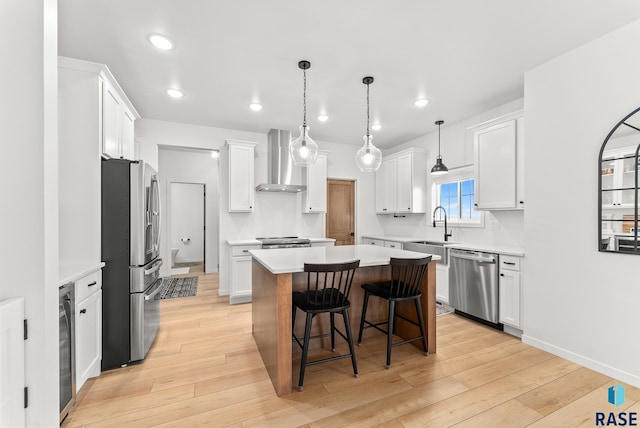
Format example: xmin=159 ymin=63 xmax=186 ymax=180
xmin=170 ymin=182 xmax=205 ymax=274
xmin=326 ymin=179 xmax=355 ymax=246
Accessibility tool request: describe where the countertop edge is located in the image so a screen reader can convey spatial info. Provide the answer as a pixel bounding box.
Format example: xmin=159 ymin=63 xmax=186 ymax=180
xmin=227 ymin=237 xmax=336 ymax=246
xmin=59 ymin=262 xmax=105 ymax=286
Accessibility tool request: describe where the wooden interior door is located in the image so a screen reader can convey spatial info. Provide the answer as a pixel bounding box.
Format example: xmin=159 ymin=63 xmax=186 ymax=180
xmin=326 ymin=179 xmax=355 ymax=246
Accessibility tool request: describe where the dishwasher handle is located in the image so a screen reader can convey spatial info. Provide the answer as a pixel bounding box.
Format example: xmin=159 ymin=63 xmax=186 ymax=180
xmin=450 ymin=251 xmax=496 ymax=264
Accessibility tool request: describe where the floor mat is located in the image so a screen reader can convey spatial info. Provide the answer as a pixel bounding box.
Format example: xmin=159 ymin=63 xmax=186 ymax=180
xmin=159 ymin=276 xmax=198 ymax=299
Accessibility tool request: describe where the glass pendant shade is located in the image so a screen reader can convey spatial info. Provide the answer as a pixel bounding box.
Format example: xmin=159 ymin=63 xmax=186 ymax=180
xmin=431 ymin=156 xmax=449 ymax=175
xmin=355 ymin=134 xmax=382 ymax=172
xmin=290 ymin=124 xmax=318 ymax=167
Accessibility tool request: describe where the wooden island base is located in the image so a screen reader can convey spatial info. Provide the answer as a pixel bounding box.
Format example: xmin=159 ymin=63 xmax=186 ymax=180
xmin=252 ymin=259 xmax=436 ymax=396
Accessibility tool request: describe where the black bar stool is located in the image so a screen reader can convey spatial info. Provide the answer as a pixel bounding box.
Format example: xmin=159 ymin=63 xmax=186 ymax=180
xmin=292 ymin=260 xmax=360 ymax=391
xmin=357 ymin=256 xmax=431 ymax=369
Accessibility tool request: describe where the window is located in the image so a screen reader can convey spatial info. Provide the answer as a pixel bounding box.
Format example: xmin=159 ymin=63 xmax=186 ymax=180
xmin=432 ymin=173 xmax=482 ymax=226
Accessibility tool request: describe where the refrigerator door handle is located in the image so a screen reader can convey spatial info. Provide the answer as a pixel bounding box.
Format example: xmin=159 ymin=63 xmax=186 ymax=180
xmin=144 ymin=259 xmax=163 ymax=275
xmin=144 ymin=279 xmax=164 ymax=301
xmin=150 ymin=176 xmax=161 ymax=254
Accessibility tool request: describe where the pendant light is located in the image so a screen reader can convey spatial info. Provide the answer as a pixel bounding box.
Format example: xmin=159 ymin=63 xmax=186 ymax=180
xmin=431 ymin=120 xmax=449 ymax=175
xmin=355 ymin=76 xmax=382 ymax=172
xmin=290 ymin=60 xmax=319 ymax=167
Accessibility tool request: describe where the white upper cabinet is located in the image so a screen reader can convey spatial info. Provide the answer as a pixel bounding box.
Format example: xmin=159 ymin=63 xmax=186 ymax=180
xmin=375 ymin=148 xmax=427 ymax=214
xmin=302 ymin=151 xmax=328 ymax=213
xmin=227 ymin=140 xmax=256 ymax=212
xmin=101 ymin=77 xmax=137 ymax=160
xmin=58 ymin=57 xmax=140 ymax=268
xmin=471 ymin=111 xmax=524 ymax=210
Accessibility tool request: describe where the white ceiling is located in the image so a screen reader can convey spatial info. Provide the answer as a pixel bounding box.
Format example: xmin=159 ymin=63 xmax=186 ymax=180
xmin=58 ymin=1 xmax=640 ymax=148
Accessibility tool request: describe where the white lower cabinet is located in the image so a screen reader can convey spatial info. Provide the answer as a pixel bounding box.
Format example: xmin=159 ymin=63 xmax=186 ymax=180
xmin=499 ymin=256 xmax=522 ymax=329
xmin=230 ymin=244 xmax=261 ymax=304
xmin=383 ymin=240 xmax=402 ymax=250
xmin=75 ymin=270 xmax=102 ymax=392
xmin=435 ymin=264 xmax=449 ymax=304
xmin=362 ymin=238 xmax=384 ymax=246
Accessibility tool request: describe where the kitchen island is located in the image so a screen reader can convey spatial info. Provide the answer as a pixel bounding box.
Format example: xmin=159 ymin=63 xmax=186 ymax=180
xmin=250 ymin=244 xmax=440 ymax=396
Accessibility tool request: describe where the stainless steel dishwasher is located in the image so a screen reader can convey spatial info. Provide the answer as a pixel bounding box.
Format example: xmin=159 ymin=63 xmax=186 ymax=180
xmin=449 ymin=249 xmax=500 ymax=326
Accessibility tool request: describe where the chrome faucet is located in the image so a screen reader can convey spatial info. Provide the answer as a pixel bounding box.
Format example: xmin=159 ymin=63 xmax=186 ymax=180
xmin=433 ymin=206 xmax=453 ymax=242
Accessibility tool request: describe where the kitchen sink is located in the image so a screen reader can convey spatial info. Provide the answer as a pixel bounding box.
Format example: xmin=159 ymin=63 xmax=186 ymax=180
xmin=403 ymin=241 xmax=449 ymax=265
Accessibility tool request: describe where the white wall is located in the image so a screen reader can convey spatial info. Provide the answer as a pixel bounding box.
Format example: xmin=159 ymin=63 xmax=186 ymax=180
xmin=370 ymin=99 xmax=525 ymax=249
xmin=523 ymin=19 xmax=640 ymax=386
xmin=0 ymin=0 xmax=59 ymax=425
xmin=158 ymin=148 xmax=219 ymax=274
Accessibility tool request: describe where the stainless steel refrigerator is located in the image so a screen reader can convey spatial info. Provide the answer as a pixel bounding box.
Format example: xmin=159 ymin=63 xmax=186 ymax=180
xmin=101 ymin=159 xmax=163 ymax=370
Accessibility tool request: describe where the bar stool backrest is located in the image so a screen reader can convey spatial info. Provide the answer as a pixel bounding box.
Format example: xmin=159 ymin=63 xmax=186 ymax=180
xmin=303 ymin=260 xmax=360 ymax=309
xmin=389 ymin=257 xmax=432 ymax=298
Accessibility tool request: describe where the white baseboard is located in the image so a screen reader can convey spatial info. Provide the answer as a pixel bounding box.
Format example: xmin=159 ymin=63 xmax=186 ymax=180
xmin=522 ymin=334 xmax=640 ymax=388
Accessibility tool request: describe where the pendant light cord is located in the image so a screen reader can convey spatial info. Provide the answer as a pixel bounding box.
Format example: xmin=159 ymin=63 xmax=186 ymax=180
xmin=366 ymin=82 xmax=370 ymax=138
xmin=302 ymin=68 xmax=307 ymax=128
xmin=438 ymin=122 xmax=441 ymax=157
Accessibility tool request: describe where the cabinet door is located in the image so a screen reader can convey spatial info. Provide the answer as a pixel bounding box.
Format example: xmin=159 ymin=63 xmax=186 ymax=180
xmin=375 ymin=159 xmax=397 ymax=213
xmin=375 ymin=161 xmax=387 ymax=213
xmin=230 ymin=256 xmax=252 ymax=304
xmin=499 ymin=270 xmax=521 ymax=328
xmin=435 ymin=264 xmax=449 ymax=304
xmin=102 ymin=80 xmax=121 ymax=159
xmin=474 ymin=120 xmax=517 ymax=209
xmin=121 ymin=109 xmax=136 ymax=160
xmin=304 ymin=154 xmax=327 ymax=213
xmin=76 ymin=289 xmax=102 ymax=391
xmin=228 ymin=143 xmax=255 ymax=212
xmin=384 ymin=240 xmax=402 ymax=250
xmin=396 ymin=153 xmax=413 ymax=213
xmin=362 ymin=238 xmax=384 ymax=246
xmin=515 ymin=117 xmax=525 ymax=209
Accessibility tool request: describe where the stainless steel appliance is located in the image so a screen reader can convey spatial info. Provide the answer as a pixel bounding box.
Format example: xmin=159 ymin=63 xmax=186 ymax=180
xmin=257 ymin=236 xmax=311 ymax=249
xmin=449 ymin=249 xmax=501 ymax=327
xmin=255 ymin=129 xmax=307 ymax=193
xmin=101 ymin=159 xmax=163 ymax=370
xmin=59 ymin=283 xmax=75 ymax=422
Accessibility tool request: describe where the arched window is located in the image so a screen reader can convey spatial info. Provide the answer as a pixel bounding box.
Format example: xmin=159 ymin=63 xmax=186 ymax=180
xmin=598 ymin=107 xmax=640 ymax=254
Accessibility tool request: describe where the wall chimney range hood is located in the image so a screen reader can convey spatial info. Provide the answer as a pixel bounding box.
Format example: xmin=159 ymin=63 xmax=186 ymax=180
xmin=255 ymin=129 xmax=307 ymax=193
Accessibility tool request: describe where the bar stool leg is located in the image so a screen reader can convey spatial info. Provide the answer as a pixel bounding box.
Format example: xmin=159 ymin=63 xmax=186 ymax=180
xmin=342 ymin=308 xmax=359 ymax=378
xmin=292 ymin=305 xmax=297 ymax=332
xmin=330 ymin=312 xmax=336 ymax=351
xmin=298 ymin=312 xmax=314 ymax=391
xmin=358 ymin=290 xmax=370 ymax=345
xmin=415 ymin=298 xmax=428 ymax=355
xmin=386 ymin=300 xmax=396 ymax=369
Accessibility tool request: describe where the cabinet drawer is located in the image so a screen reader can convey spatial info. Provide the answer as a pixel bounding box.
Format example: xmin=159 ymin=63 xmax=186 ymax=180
xmin=384 ymin=241 xmax=402 ymax=250
xmin=231 ymin=245 xmax=261 ymax=256
xmin=362 ymin=238 xmax=384 ymax=246
xmin=76 ymin=270 xmax=102 ymax=303
xmin=500 ymin=256 xmax=521 ymax=271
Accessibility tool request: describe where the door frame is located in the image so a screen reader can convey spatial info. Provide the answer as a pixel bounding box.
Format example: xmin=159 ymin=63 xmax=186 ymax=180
xmin=168 ymin=181 xmax=206 ymax=269
xmin=326 ymin=177 xmax=358 ymax=244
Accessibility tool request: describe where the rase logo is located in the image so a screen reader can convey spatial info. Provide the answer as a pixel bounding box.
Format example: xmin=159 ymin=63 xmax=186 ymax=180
xmin=596 ymin=383 xmax=637 ymax=426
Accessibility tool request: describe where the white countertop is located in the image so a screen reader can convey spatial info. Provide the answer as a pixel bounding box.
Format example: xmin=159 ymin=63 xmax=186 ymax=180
xmin=227 ymin=237 xmax=336 ymax=246
xmin=362 ymin=234 xmax=524 ymax=257
xmin=249 ymin=244 xmax=441 ymax=274
xmin=59 ymin=262 xmax=105 ymax=286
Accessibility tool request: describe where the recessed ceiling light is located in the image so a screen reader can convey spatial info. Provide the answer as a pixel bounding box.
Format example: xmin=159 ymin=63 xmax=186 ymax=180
xmin=317 ymin=114 xmax=329 ymax=122
xmin=249 ymin=103 xmax=263 ymax=111
xmin=147 ymin=33 xmax=175 ymax=50
xmin=371 ymin=123 xmax=382 ymax=131
xmin=414 ymin=98 xmax=429 ymax=107
xmin=166 ymin=88 xmax=184 ymax=98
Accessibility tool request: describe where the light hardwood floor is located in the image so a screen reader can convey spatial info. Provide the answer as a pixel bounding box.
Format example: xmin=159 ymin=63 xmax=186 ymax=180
xmin=62 ymin=266 xmax=640 ymax=427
